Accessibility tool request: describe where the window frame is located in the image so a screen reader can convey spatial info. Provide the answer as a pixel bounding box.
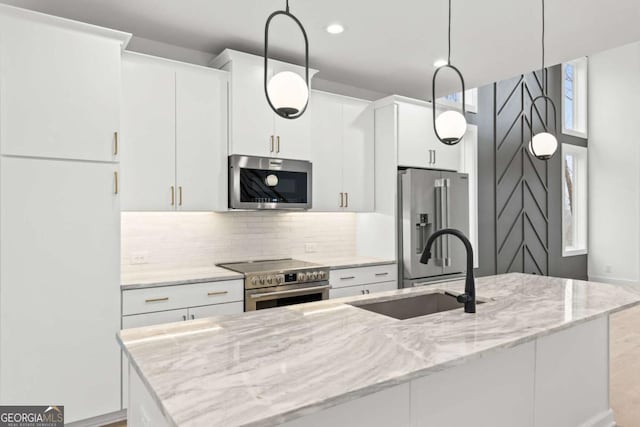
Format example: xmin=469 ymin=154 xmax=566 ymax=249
xmin=561 ymin=143 xmax=588 ymax=257
xmin=561 ymin=57 xmax=588 ymax=139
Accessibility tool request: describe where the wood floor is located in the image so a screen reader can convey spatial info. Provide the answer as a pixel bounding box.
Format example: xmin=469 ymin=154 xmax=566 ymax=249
xmin=103 ymin=305 xmax=640 ymax=427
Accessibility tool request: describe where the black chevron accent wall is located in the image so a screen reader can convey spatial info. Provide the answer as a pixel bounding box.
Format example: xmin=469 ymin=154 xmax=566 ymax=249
xmin=469 ymin=65 xmax=588 ymax=279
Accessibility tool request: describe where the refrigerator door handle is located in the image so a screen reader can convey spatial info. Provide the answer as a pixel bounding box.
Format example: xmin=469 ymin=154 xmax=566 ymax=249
xmin=435 ymin=179 xmax=445 ymax=266
xmin=444 ymin=178 xmax=452 ymax=267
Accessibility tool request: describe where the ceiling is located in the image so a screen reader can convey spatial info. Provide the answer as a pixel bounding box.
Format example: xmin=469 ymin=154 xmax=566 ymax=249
xmin=3 ymin=0 xmax=640 ymax=99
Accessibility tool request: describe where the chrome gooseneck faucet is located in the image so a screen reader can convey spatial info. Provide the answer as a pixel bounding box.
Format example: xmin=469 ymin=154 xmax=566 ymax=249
xmin=420 ymin=228 xmax=476 ymax=313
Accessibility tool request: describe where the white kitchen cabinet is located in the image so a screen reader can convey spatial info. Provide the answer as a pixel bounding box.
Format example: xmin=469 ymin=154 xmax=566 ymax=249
xmin=188 ymin=302 xmax=244 ymax=319
xmin=0 ymin=157 xmax=121 ymax=423
xmin=121 ymin=53 xmax=176 ymax=211
xmin=310 ymin=91 xmax=374 ymax=212
xmin=210 ymin=49 xmax=317 ymax=160
xmin=396 ymin=100 xmax=461 ymax=171
xmin=330 ymin=286 xmax=365 ymax=299
xmin=122 ymin=308 xmax=189 ymax=329
xmin=121 ymin=52 xmax=228 ymax=211
xmin=176 ymin=64 xmax=228 ymax=211
xmin=0 ymin=6 xmax=128 ymax=162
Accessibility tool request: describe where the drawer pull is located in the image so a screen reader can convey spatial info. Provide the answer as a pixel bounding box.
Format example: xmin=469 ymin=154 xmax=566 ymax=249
xmin=340 ymin=276 xmax=355 ymax=280
xmin=207 ymin=291 xmax=229 ymax=297
xmin=375 ymin=272 xmax=389 ymax=277
xmin=145 ymin=297 xmax=169 ymax=303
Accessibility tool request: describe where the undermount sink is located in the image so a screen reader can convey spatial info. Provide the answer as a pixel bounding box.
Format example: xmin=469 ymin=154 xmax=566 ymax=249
xmin=349 ymin=291 xmax=486 ymax=320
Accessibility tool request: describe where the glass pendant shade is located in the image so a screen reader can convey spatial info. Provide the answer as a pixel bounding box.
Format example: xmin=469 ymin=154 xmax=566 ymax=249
xmin=435 ymin=110 xmax=467 ymax=143
xmin=267 ymin=71 xmax=309 ymax=117
xmin=528 ymin=132 xmax=558 ymax=160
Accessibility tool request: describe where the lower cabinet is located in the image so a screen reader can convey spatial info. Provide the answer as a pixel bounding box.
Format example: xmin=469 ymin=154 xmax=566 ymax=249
xmin=329 ymin=264 xmax=398 ymax=299
xmin=121 ymin=280 xmax=243 ymax=409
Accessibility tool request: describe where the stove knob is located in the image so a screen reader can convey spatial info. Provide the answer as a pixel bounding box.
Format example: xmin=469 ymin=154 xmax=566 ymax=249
xmin=266 ymin=276 xmax=274 ymax=285
xmin=311 ymin=271 xmax=319 ymax=281
xmin=298 ymin=272 xmax=306 ymax=282
xmin=259 ymin=276 xmax=266 ymax=285
xmin=251 ymin=277 xmax=259 ymax=286
xmin=276 ymin=275 xmax=284 ymax=284
xmin=319 ymin=271 xmax=327 ymax=280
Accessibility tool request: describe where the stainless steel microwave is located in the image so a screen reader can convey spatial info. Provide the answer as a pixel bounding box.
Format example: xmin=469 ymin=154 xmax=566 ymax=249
xmin=228 ymin=155 xmax=312 ymax=210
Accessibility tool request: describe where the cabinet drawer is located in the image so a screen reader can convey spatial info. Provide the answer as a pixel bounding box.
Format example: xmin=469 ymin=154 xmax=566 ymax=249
xmin=122 ymin=280 xmax=244 ymax=315
xmin=330 ymin=264 xmax=397 ymax=289
xmin=330 ymin=285 xmax=365 ymax=299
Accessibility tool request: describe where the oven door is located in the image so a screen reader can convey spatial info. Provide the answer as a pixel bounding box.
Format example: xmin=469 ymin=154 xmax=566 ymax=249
xmin=229 ymin=155 xmax=312 ymax=210
xmin=245 ymin=282 xmax=330 ymax=311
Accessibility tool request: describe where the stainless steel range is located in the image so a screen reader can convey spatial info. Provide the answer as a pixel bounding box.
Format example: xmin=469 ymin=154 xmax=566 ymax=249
xmin=217 ymin=259 xmax=330 ymax=311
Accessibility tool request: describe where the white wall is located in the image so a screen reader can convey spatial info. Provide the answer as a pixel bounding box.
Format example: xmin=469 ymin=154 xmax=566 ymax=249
xmin=588 ymin=42 xmax=640 ymax=285
xmin=122 ymin=212 xmax=357 ymax=274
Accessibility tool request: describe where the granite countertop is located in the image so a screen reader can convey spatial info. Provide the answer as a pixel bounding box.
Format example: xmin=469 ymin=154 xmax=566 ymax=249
xmin=117 ymin=273 xmax=640 ymax=427
xmin=121 ymin=266 xmax=244 ymax=290
xmin=121 ymin=257 xmax=396 ymax=290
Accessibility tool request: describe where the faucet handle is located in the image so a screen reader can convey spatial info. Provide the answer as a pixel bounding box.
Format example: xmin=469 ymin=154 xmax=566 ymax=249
xmin=456 ymin=293 xmax=472 ymax=304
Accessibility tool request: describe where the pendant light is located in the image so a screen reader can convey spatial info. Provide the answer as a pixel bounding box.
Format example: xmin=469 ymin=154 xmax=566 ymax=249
xmin=264 ymin=0 xmax=310 ymax=120
xmin=432 ymin=0 xmax=468 ymax=145
xmin=528 ymin=0 xmax=558 ymax=160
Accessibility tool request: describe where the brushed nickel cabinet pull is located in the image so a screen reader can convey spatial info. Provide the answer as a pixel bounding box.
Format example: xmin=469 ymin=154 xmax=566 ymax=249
xmin=207 ymin=291 xmax=229 ymax=297
xmin=171 ymin=186 xmax=175 ymax=206
xmin=178 ymin=186 xmax=183 ymax=206
xmin=345 ymin=192 xmax=349 ymax=208
xmin=270 ymin=135 xmax=274 ymax=152
xmin=114 ymin=131 xmax=119 ymax=156
xmin=375 ymin=272 xmax=389 ymax=277
xmin=182 ymin=315 xmax=187 ymax=321
xmin=190 ymin=314 xmax=195 ymax=320
xmin=339 ymin=192 xmax=344 ymax=208
xmin=361 ymin=290 xmax=365 ymax=295
xmin=114 ymin=171 xmax=119 ymax=194
xmin=145 ymin=297 xmax=169 ymax=303
xmin=340 ymin=276 xmax=355 ymax=280
xmin=276 ymin=136 xmax=280 ymax=153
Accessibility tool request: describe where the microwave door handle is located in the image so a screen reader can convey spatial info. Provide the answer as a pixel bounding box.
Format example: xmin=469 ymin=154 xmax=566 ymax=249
xmin=249 ymin=284 xmax=330 ymax=300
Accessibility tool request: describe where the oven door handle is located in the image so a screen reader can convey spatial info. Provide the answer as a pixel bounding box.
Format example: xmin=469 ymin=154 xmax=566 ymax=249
xmin=249 ymin=284 xmax=331 ymax=300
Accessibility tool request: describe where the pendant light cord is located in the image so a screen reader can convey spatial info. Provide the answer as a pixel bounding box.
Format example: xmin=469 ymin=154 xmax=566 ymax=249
xmin=541 ymin=0 xmax=545 ymax=94
xmin=447 ymin=0 xmax=452 ymax=64
xmin=286 ymin=0 xmax=290 ymax=13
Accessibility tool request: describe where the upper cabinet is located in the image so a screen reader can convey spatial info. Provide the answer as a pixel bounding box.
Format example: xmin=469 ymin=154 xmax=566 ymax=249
xmin=395 ymin=99 xmax=461 ymax=171
xmin=121 ymin=53 xmax=228 ymax=211
xmin=310 ymin=91 xmax=374 ymax=212
xmin=0 ymin=6 xmax=130 ymax=162
xmin=210 ymin=49 xmax=318 ymax=160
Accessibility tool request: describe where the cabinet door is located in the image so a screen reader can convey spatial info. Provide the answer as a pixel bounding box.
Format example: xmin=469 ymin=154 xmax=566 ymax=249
xmin=432 ymin=136 xmax=462 ymax=171
xmin=310 ymin=91 xmax=344 ymax=211
xmin=342 ymin=98 xmax=374 ymax=212
xmin=396 ymin=102 xmax=433 ymax=168
xmin=330 ymin=285 xmax=365 ymax=299
xmin=121 ymin=54 xmax=176 ymax=211
xmin=0 ymin=14 xmax=121 ymax=161
xmin=122 ymin=309 xmax=189 ymax=329
xmin=188 ymin=302 xmax=244 ymax=320
xmin=227 ymin=57 xmax=274 ymax=157
xmin=274 ymin=110 xmax=311 ymax=160
xmin=0 ymin=157 xmax=120 ymax=422
xmin=363 ymin=281 xmax=397 ymax=295
xmin=176 ymin=66 xmax=228 ymax=211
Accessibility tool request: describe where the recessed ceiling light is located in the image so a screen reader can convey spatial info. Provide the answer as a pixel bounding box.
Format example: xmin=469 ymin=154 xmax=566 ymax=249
xmin=326 ymin=23 xmax=344 ymax=34
xmin=433 ymin=59 xmax=448 ymax=68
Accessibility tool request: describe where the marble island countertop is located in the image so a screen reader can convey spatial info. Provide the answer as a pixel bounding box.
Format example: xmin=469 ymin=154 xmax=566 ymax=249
xmin=117 ymin=273 xmax=640 ymax=427
xmin=121 ymin=256 xmax=396 ymax=290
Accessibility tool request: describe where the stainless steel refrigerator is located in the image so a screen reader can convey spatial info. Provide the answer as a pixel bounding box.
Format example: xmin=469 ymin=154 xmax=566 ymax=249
xmin=398 ymin=168 xmax=470 ymax=287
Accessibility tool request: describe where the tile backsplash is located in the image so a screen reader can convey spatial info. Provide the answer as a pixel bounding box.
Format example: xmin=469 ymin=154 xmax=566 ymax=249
xmin=121 ymin=211 xmax=357 ymax=273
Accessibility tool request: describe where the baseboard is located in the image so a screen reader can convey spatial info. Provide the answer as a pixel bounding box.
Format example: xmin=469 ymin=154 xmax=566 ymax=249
xmin=588 ymin=275 xmax=640 ymax=287
xmin=66 ymin=409 xmax=126 ymax=427
xmin=580 ymin=408 xmax=615 ymax=427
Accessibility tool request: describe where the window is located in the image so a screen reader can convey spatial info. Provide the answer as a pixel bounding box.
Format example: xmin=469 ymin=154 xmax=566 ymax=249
xmin=562 ymin=57 xmax=588 ymax=138
xmin=562 ymin=144 xmax=588 ymax=256
xmin=437 ymin=88 xmax=478 ymax=113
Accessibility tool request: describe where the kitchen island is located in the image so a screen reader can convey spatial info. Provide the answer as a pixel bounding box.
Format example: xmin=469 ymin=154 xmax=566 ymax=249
xmin=117 ymin=273 xmax=640 ymax=427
